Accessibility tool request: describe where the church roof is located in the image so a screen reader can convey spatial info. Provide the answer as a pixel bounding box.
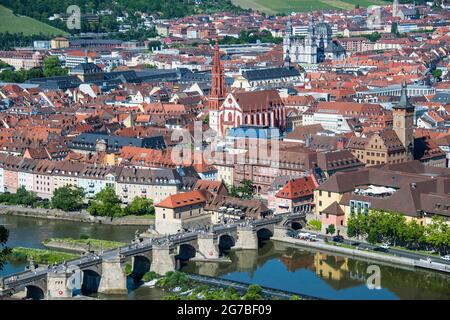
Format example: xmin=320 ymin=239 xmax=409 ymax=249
xmin=242 ymin=67 xmax=300 ymax=82
xmin=233 ymin=89 xmax=283 ymax=112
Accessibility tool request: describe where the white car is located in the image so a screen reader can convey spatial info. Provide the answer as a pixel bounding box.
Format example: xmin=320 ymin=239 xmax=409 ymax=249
xmin=380 ymin=243 xmax=390 ymax=249
xmin=441 ymin=255 xmax=450 ymax=261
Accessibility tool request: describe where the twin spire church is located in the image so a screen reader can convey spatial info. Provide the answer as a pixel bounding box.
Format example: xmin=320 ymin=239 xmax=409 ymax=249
xmin=283 ymin=16 xmax=346 ymax=65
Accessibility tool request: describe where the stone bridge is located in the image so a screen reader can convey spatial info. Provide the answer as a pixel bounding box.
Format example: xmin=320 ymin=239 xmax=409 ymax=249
xmin=0 ymin=213 xmax=305 ymax=299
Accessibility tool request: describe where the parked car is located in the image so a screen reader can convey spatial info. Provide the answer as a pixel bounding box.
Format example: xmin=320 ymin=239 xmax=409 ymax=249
xmin=380 ymin=243 xmax=390 ymax=249
xmin=440 ymin=255 xmax=450 ymax=261
xmin=333 ymin=235 xmax=344 ymax=243
xmin=349 ymin=241 xmax=360 ymax=246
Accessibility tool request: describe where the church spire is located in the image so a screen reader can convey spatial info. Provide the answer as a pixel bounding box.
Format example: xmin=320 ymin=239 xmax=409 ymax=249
xmin=396 ymin=78 xmax=414 ymax=110
xmin=208 ymin=35 xmax=226 ymax=111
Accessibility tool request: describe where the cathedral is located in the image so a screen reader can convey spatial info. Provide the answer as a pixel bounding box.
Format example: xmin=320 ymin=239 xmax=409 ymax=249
xmin=283 ymin=16 xmax=346 ymax=65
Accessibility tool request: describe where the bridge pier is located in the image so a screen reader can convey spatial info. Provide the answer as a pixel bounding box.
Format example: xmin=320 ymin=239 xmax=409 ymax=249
xmin=151 ymin=245 xmax=176 ymax=276
xmin=273 ymin=226 xmax=290 ymax=238
xmin=196 ymin=233 xmax=219 ymax=259
xmin=46 ymin=270 xmax=74 ymax=299
xmin=235 ymin=226 xmax=258 ymax=250
xmin=98 ymin=256 xmax=128 ymax=295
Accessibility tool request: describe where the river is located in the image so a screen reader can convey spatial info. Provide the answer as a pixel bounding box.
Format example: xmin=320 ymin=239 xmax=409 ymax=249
xmin=1 ymin=215 xmax=449 ymax=300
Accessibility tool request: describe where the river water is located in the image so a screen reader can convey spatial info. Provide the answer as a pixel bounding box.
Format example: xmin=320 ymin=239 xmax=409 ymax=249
xmin=1 ymin=215 xmax=449 ymax=300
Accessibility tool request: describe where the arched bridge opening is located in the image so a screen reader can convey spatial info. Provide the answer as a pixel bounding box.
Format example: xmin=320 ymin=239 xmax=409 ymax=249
xmin=175 ymin=244 xmax=197 ymax=269
xmin=218 ymin=234 xmax=236 ymax=256
xmin=131 ymin=255 xmax=151 ymax=281
xmin=25 ymin=285 xmax=45 ymax=300
xmin=256 ymin=228 xmax=273 ymax=247
xmin=81 ymin=270 xmax=101 ymax=294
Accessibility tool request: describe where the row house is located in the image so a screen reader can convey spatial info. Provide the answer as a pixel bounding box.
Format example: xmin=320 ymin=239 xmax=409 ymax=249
xmin=0 ymin=155 xmax=199 ymax=203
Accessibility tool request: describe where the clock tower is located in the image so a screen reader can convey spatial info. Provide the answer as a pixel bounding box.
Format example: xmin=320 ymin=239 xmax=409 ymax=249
xmin=393 ymin=79 xmax=415 ymax=159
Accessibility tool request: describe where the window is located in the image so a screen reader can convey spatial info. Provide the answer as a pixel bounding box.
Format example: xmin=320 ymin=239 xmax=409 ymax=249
xmin=163 ymin=214 xmax=165 ymax=219
xmin=319 ymin=201 xmax=322 ymax=206
xmin=328 ymin=192 xmax=331 ymax=198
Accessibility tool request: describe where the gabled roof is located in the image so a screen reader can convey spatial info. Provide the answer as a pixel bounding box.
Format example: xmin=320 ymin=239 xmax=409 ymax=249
xmin=275 ymin=175 xmax=318 ymax=199
xmin=321 ymin=201 xmax=345 ymax=216
xmin=156 ymin=190 xmax=210 ymax=209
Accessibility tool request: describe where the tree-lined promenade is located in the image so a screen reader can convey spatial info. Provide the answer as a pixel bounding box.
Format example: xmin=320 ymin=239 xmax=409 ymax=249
xmin=347 ymin=210 xmax=450 ymax=255
xmin=0 ymin=185 xmax=155 ymax=219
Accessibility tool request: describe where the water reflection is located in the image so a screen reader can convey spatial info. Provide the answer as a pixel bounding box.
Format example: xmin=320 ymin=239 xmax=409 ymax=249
xmin=181 ymin=241 xmax=450 ymax=300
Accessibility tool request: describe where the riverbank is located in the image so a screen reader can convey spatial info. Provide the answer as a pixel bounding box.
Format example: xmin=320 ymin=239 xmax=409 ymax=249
xmin=272 ymin=236 xmax=450 ymax=274
xmin=0 ymin=205 xmax=154 ymax=226
xmin=8 ymin=247 xmax=79 ymax=265
xmin=42 ymin=238 xmax=126 ymax=253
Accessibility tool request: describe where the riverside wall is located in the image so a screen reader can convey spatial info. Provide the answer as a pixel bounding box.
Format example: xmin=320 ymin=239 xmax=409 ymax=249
xmin=0 ymin=205 xmax=154 ymax=226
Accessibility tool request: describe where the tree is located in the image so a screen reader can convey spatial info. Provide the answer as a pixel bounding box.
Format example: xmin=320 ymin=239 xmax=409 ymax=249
xmin=425 ymin=216 xmax=450 ymax=254
xmin=326 ymin=224 xmax=336 ymax=236
xmin=0 ymin=225 xmax=11 ymax=271
xmin=124 ymin=197 xmax=155 ymax=216
xmin=43 ymin=56 xmax=68 ymax=77
xmin=87 ymin=186 xmax=123 ymax=217
xmin=51 ymin=185 xmax=85 ymax=211
xmin=243 ymin=284 xmax=263 ymax=300
xmin=432 ymin=69 xmax=442 ymax=80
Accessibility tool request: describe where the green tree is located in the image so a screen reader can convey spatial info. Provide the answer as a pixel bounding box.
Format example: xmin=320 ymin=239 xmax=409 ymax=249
xmin=124 ymin=197 xmax=155 ymax=216
xmin=51 ymin=185 xmax=85 ymax=211
xmin=87 ymin=186 xmax=123 ymax=217
xmin=425 ymin=216 xmax=450 ymax=254
xmin=43 ymin=56 xmax=68 ymax=77
xmin=243 ymin=284 xmax=263 ymax=300
xmin=432 ymin=69 xmax=442 ymax=80
xmin=326 ymin=224 xmax=336 ymax=236
xmin=0 ymin=225 xmax=11 ymax=271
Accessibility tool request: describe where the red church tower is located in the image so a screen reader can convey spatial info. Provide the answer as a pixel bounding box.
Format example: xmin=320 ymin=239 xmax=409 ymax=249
xmin=209 ymin=36 xmax=226 ymax=110
xmin=208 ymin=36 xmax=226 ymax=135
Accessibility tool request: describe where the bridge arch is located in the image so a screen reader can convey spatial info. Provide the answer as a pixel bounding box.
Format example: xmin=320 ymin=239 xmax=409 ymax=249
xmin=176 ymin=243 xmax=197 ymax=262
xmin=131 ymin=255 xmax=151 ymax=280
xmin=81 ymin=269 xmax=101 ymax=294
xmin=218 ymin=234 xmax=236 ymax=255
xmin=25 ymin=285 xmax=45 ymax=300
xmin=256 ymin=227 xmax=273 ymax=242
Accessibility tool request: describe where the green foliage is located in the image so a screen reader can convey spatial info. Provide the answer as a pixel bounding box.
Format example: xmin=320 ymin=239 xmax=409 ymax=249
xmin=307 ymin=219 xmax=322 ymax=231
xmin=290 ymin=295 xmax=300 ymax=300
xmin=125 ymin=262 xmax=132 ymax=276
xmin=0 ymin=0 xmax=241 ymax=35
xmin=8 ymin=247 xmax=78 ymax=264
xmin=43 ymin=56 xmax=68 ymax=78
xmin=43 ymin=237 xmax=125 ymax=250
xmin=142 ymin=271 xmax=160 ymax=282
xmin=217 ymin=29 xmax=282 ymax=45
xmin=362 ymin=32 xmax=381 ymax=42
xmin=432 ymin=69 xmax=442 ymax=80
xmin=124 ymin=197 xmax=155 ymax=216
xmin=203 ymin=114 xmax=210 ymax=125
xmin=326 ymin=224 xmax=336 ymax=236
xmin=156 ymin=271 xmax=190 ymax=289
xmin=229 ymin=179 xmax=255 ymax=200
xmin=0 ymin=225 xmax=11 ymax=271
xmin=87 ymin=186 xmax=123 ymax=217
xmin=51 ymin=185 xmax=85 ymax=212
xmin=0 ymin=67 xmax=43 ymax=83
xmin=243 ymin=284 xmax=263 ymax=300
xmin=347 ymin=210 xmax=450 ymax=254
xmin=0 ymin=187 xmax=40 ymax=206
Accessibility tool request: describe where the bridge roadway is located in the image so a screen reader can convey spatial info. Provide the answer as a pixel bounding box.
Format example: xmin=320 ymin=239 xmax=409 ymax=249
xmin=0 ymin=213 xmax=304 ymax=296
